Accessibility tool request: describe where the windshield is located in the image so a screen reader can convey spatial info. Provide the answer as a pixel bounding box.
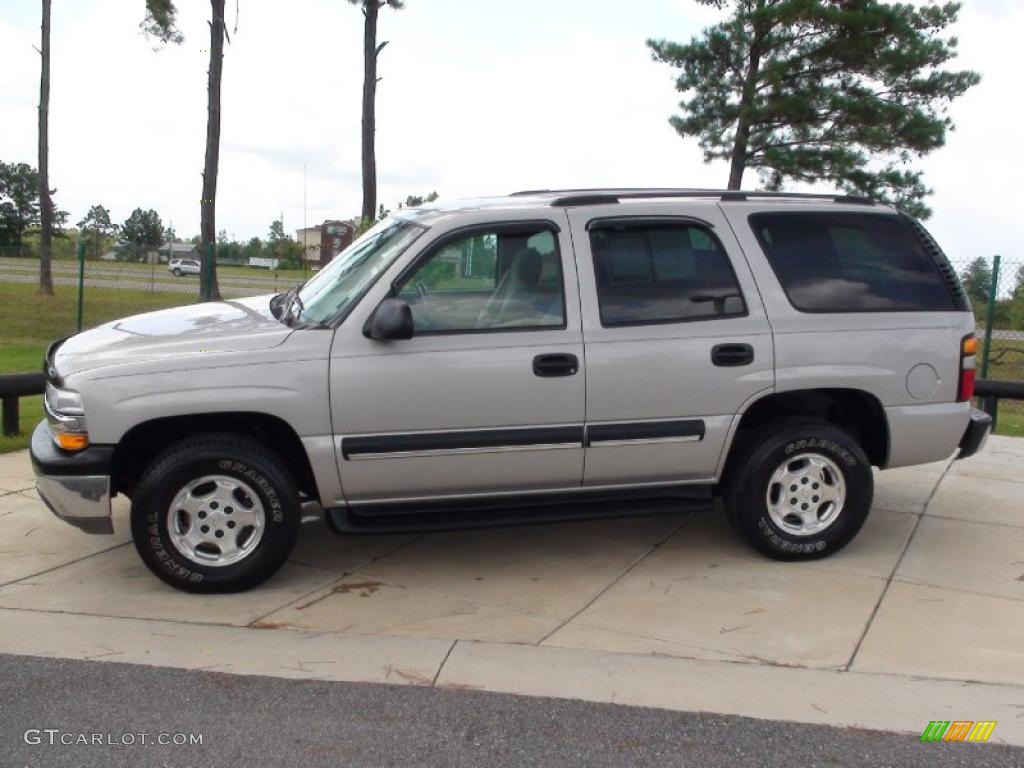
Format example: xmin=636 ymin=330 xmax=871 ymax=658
xmin=294 ymin=217 xmax=425 ymax=325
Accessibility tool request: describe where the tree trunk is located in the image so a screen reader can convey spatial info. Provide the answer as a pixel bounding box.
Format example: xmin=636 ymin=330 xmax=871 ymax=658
xmin=728 ymin=13 xmax=766 ymax=191
xmin=200 ymin=0 xmax=224 ymax=301
xmin=728 ymin=120 xmax=750 ymax=190
xmin=37 ymin=0 xmax=53 ymax=296
xmin=360 ymin=2 xmax=380 ymax=224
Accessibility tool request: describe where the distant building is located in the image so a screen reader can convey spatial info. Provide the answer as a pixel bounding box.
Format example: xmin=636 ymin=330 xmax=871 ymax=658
xmin=296 ymin=220 xmax=357 ymax=267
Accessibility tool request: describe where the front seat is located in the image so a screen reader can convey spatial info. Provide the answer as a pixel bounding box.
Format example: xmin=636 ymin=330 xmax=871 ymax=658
xmin=478 ymin=247 xmax=559 ymax=327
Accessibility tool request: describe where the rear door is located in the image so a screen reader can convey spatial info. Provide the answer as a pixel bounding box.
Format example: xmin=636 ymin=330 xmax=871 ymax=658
xmin=567 ymin=203 xmax=774 ymax=485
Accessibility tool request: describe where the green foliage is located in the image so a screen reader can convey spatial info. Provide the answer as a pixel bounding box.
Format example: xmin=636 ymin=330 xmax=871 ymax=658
xmin=77 ymin=204 xmax=118 ymax=260
xmin=0 ymin=161 xmax=41 ymax=247
xmin=265 ymin=219 xmax=303 ymax=268
xmin=268 ymin=219 xmax=286 ymax=242
xmin=141 ymin=0 xmax=183 ymax=45
xmin=648 ymin=0 xmax=980 ymax=217
xmin=117 ymin=208 xmax=164 ymax=261
xmin=243 ymin=236 xmax=264 ymax=262
xmin=400 ymin=191 xmax=439 ymax=209
xmin=1013 ymin=264 xmax=1024 ymax=300
xmin=960 ymin=257 xmax=992 ymax=306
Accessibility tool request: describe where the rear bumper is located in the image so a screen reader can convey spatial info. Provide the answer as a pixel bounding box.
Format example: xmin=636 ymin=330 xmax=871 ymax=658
xmin=29 ymin=420 xmax=115 ymax=534
xmin=957 ymin=408 xmax=992 ymax=461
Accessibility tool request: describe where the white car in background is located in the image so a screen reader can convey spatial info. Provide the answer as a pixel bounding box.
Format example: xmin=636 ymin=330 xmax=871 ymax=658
xmin=168 ymin=258 xmax=201 ymax=277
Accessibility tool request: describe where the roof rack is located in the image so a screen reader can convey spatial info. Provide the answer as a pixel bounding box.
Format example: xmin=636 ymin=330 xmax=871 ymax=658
xmin=509 ymin=188 xmax=875 ymax=207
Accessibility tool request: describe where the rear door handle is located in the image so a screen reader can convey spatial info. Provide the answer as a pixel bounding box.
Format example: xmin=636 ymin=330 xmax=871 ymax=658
xmin=533 ymin=353 xmax=579 ymax=377
xmin=711 ymin=343 xmax=754 ymax=367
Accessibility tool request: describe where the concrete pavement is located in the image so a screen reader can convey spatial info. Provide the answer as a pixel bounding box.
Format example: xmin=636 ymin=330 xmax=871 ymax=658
xmin=0 ymin=436 xmax=1022 ymax=745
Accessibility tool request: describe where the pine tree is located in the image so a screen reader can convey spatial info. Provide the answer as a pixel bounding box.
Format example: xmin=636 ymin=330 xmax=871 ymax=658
xmin=648 ymin=0 xmax=980 ymax=217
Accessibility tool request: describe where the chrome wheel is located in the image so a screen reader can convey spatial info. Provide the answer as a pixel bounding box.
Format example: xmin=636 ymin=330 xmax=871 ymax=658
xmin=166 ymin=475 xmax=265 ymax=567
xmin=765 ymin=452 xmax=846 ymax=536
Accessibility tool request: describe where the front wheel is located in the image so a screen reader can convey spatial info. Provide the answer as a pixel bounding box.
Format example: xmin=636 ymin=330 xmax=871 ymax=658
xmin=130 ymin=433 xmax=300 ymax=592
xmin=172 ymin=268 xmax=182 ymax=276
xmin=724 ymin=419 xmax=873 ymax=560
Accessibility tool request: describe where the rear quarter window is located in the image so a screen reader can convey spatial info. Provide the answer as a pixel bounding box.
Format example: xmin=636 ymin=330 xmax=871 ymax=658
xmin=749 ymin=212 xmax=956 ymax=312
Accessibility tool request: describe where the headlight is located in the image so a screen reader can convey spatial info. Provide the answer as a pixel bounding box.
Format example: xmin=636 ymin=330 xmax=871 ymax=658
xmin=45 ymin=382 xmax=84 ymax=415
xmin=44 ymin=383 xmax=89 ymax=451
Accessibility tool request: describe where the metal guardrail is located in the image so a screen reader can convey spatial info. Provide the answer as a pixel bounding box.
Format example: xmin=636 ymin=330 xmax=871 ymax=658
xmin=0 ymin=371 xmax=1021 ymax=440
xmin=976 ymin=378 xmax=1024 ymax=430
xmin=0 ymin=372 xmax=45 ymax=437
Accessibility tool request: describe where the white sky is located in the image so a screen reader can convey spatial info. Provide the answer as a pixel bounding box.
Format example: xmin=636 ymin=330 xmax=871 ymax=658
xmin=0 ymin=0 xmax=1020 ymax=264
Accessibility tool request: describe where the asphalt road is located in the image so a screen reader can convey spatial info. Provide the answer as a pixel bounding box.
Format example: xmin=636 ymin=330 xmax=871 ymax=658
xmin=0 ymin=654 xmax=1018 ymax=768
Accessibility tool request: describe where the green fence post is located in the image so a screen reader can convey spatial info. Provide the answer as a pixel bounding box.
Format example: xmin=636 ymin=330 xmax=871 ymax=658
xmin=75 ymin=240 xmax=86 ymax=333
xmin=979 ymin=254 xmax=1001 ymax=380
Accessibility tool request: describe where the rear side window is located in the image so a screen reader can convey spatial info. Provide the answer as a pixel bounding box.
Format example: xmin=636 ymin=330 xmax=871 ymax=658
xmin=749 ymin=212 xmax=955 ymax=312
xmin=588 ymin=220 xmax=746 ymax=326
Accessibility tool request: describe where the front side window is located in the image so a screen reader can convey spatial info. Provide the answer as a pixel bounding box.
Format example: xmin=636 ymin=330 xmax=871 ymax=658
xmin=395 ymin=224 xmax=565 ymax=333
xmin=297 ymin=217 xmax=424 ymax=325
xmin=750 ymin=212 xmax=955 ymax=312
xmin=589 ymin=220 xmax=746 ymax=326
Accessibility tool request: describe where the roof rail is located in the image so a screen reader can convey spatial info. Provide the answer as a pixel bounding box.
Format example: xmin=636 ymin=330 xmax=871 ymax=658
xmin=509 ymin=188 xmax=876 ymax=207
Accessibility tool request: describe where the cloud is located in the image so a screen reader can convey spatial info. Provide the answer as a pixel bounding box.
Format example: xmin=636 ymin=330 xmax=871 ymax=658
xmin=0 ymin=0 xmax=1018 ymax=270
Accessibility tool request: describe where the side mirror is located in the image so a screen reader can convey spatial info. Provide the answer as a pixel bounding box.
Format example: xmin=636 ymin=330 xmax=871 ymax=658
xmin=367 ymin=298 xmax=414 ymax=340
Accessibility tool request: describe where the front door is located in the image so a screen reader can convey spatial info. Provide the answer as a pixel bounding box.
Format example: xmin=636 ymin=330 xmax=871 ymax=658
xmin=567 ymin=204 xmax=775 ymax=485
xmin=331 ymin=218 xmax=585 ymax=502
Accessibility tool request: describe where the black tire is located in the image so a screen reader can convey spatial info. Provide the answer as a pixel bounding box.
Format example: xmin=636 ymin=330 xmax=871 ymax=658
xmin=172 ymin=268 xmax=182 ymax=276
xmin=130 ymin=433 xmax=300 ymax=593
xmin=724 ymin=418 xmax=873 ymax=560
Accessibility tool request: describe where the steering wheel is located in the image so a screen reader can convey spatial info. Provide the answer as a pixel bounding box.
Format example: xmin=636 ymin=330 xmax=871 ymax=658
xmin=416 ymin=281 xmax=428 ymax=301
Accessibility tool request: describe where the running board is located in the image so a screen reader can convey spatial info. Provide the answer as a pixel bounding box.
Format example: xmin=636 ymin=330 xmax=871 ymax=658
xmin=324 ymin=486 xmax=713 ymax=535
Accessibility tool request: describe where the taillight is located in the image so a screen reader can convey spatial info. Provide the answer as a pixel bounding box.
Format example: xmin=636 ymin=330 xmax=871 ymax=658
xmin=958 ymin=334 xmax=976 ymax=402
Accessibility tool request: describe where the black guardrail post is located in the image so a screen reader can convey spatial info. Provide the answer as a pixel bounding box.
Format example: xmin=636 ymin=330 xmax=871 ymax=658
xmin=0 ymin=372 xmax=47 ymax=437
xmin=1 ymin=396 xmax=17 ymax=438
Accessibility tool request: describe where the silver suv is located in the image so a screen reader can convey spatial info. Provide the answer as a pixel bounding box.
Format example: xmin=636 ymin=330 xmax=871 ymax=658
xmin=31 ymin=189 xmax=992 ymax=592
xmin=169 ymin=257 xmax=201 ymax=277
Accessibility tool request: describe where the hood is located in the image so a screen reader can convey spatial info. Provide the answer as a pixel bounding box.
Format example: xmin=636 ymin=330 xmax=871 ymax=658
xmin=52 ymin=295 xmax=293 ymax=378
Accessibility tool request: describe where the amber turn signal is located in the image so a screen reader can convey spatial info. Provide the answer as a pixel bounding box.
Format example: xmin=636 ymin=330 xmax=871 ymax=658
xmin=55 ymin=432 xmax=89 ymax=452
xmin=962 ymin=336 xmax=978 ymax=356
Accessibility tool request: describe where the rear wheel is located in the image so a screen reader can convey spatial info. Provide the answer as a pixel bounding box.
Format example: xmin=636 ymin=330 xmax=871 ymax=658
xmin=724 ymin=419 xmax=873 ymax=560
xmin=130 ymin=433 xmax=300 ymax=592
xmin=172 ymin=268 xmax=182 ymax=276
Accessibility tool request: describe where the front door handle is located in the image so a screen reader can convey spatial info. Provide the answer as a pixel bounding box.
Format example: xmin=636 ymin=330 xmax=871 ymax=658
xmin=533 ymin=353 xmax=579 ymax=377
xmin=711 ymin=343 xmax=754 ymax=367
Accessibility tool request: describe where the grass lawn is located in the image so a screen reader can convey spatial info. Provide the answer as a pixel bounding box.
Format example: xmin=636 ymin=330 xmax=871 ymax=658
xmin=2 ymin=279 xmax=1022 ymax=451
xmin=0 ymin=282 xmax=194 ymax=453
xmin=981 ymin=337 xmax=1024 ymax=437
xmin=0 ymin=396 xmax=42 ymax=454
xmin=5 ymin=256 xmax=311 ymax=283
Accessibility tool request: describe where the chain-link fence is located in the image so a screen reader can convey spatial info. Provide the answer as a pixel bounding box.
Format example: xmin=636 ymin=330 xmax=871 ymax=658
xmin=948 ymin=254 xmax=1024 ymax=436
xmin=0 ymin=242 xmax=318 ymax=350
xmin=2 ymin=243 xmax=1022 ymax=435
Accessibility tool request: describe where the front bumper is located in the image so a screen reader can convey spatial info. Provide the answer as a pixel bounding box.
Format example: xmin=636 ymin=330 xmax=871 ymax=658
xmin=956 ymin=408 xmax=992 ymax=461
xmin=29 ymin=421 xmax=115 ymax=534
